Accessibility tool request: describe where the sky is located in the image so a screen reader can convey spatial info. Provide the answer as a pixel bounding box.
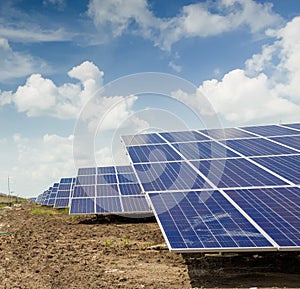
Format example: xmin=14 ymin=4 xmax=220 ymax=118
xmin=1 ymin=0 xmax=300 ymax=197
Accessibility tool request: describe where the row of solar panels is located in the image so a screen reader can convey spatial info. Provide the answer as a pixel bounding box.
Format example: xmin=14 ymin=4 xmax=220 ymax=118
xmin=35 ymin=166 xmax=152 ymax=215
xmin=34 ymin=122 xmax=300 ymax=253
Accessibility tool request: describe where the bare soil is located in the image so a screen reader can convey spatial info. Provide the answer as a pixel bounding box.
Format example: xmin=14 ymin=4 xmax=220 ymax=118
xmin=0 ymin=203 xmax=299 ymax=289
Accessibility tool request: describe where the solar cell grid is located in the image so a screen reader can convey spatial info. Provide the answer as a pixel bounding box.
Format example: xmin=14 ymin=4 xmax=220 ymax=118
xmin=147 ymin=191 xmax=274 ymax=252
xmin=69 ymin=165 xmax=151 ymax=215
xmin=252 ymin=155 xmax=300 ymax=185
xmin=240 ymin=125 xmax=297 ymax=137
xmin=172 ymin=141 xmax=239 ymax=160
xmin=224 ymin=138 xmax=298 ymax=157
xmin=78 ymin=167 xmax=96 ymax=175
xmin=116 ymin=165 xmax=135 ymax=173
xmin=121 ymin=196 xmax=150 ymax=212
xmin=225 ymin=187 xmax=300 ymax=248
xmin=127 ymin=143 xmax=182 ymax=163
xmin=54 ymin=177 xmax=76 ymax=209
xmin=199 ymin=127 xmax=255 ymax=140
xmin=191 ymin=158 xmax=288 ymax=189
xmin=122 ymin=133 xmax=165 ymax=146
xmin=117 ymin=173 xmax=138 ymax=183
xmin=270 ymin=135 xmax=300 ymax=151
xmin=76 ymin=175 xmax=95 ymax=185
xmin=159 ymin=130 xmax=209 ymax=143
xmin=97 ymin=174 xmax=117 ymax=184
xmin=97 ymin=166 xmax=115 ymax=174
xmin=282 ymin=123 xmax=300 ymax=130
xmin=134 ymin=161 xmax=210 ymax=192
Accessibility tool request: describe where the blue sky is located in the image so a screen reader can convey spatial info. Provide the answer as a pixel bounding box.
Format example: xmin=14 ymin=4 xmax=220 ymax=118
xmin=1 ymin=0 xmax=300 ymax=197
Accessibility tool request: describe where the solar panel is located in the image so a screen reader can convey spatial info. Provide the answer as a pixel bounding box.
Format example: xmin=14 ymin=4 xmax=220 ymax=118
xmin=69 ymin=165 xmax=151 ymax=215
xmin=173 ymin=141 xmax=239 ymax=160
xmin=270 ymin=135 xmax=300 ymax=151
xmin=122 ymin=133 xmax=165 ymax=146
xmin=147 ymin=191 xmax=275 ymax=252
xmin=282 ymin=123 xmax=300 ymax=130
xmin=199 ymin=127 xmax=255 ymax=140
xmin=224 ymin=138 xmax=298 ymax=157
xmin=123 ymin=122 xmax=300 ymax=253
xmin=127 ymin=144 xmax=182 ymax=163
xmin=226 ymin=187 xmax=300 ymax=249
xmin=191 ymin=158 xmax=288 ymax=189
xmin=54 ymin=177 xmax=76 ymax=209
xmin=160 ymin=130 xmax=209 ymax=143
xmin=47 ymin=183 xmax=59 ymax=206
xmin=240 ymin=125 xmax=298 ymax=137
xmin=251 ymin=155 xmax=300 ymax=185
xmin=134 ymin=161 xmax=210 ymax=192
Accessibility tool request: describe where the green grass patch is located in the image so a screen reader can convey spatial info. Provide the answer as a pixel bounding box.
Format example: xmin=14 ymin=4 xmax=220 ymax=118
xmin=30 ymin=208 xmax=58 ymax=215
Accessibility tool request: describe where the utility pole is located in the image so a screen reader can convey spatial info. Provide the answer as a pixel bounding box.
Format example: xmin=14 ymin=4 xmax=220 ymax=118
xmin=8 ymin=176 xmax=12 ymax=206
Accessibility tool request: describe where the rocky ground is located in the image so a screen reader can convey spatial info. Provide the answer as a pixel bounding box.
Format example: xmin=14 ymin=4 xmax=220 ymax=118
xmin=0 ymin=202 xmax=299 ymax=289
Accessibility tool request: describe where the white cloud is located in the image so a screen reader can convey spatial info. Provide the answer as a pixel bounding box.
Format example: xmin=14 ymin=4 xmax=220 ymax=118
xmin=168 ymin=61 xmax=182 ymax=73
xmin=0 ymin=37 xmax=46 ymax=81
xmin=173 ymin=16 xmax=300 ymax=126
xmin=0 ymin=27 xmax=72 ymax=43
xmin=1 ymin=61 xmax=105 ymax=119
xmin=0 ymin=133 xmax=76 ymax=197
xmin=87 ymin=0 xmax=282 ymax=51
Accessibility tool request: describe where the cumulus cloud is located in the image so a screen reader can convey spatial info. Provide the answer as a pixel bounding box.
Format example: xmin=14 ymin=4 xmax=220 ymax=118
xmin=0 ymin=133 xmax=75 ymax=196
xmin=173 ymin=16 xmax=300 ymax=125
xmin=87 ymin=0 xmax=282 ymax=51
xmin=0 ymin=38 xmax=46 ymax=81
xmin=1 ymin=61 xmax=104 ymax=119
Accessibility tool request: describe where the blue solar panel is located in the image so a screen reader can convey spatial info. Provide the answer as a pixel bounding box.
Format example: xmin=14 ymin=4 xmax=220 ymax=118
xmin=117 ymin=173 xmax=138 ymax=183
xmin=252 ymin=155 xmax=300 ymax=185
xmin=70 ymin=198 xmax=95 ymax=214
xmin=96 ymin=184 xmax=119 ymax=196
xmin=224 ymin=138 xmax=298 ymax=156
xmin=199 ymin=127 xmax=255 ymax=140
xmin=69 ymin=165 xmax=151 ymax=215
xmin=119 ymin=183 xmax=142 ymax=195
xmin=147 ymin=191 xmax=274 ymax=252
xmin=127 ymin=144 xmax=182 ymax=163
xmin=73 ymin=185 xmax=95 ymax=197
xmin=48 ymin=185 xmax=58 ymax=205
xmin=240 ymin=125 xmax=297 ymax=137
xmin=116 ymin=165 xmax=135 ymax=173
xmin=76 ymin=175 xmax=96 ymax=185
xmin=97 ymin=174 xmax=117 ymax=184
xmin=173 ymin=141 xmax=239 ymax=160
xmin=270 ymin=135 xmax=300 ymax=151
xmin=55 ymin=198 xmax=70 ymax=208
xmin=122 ymin=196 xmax=150 ymax=212
xmin=225 ymin=187 xmax=300 ymax=248
xmin=122 ymin=133 xmax=165 ymax=146
xmin=78 ymin=167 xmax=96 ymax=175
xmin=282 ymin=123 xmax=300 ymax=130
xmin=134 ymin=161 xmax=210 ymax=192
xmin=97 ymin=166 xmax=115 ymax=174
xmin=54 ymin=177 xmax=75 ymax=209
xmin=159 ymin=130 xmax=209 ymax=142
xmin=96 ymin=197 xmax=122 ymax=213
xmin=191 ymin=158 xmax=287 ymax=188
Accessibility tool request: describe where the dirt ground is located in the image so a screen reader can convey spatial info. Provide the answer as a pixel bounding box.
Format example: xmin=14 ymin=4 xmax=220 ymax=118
xmin=0 ymin=202 xmax=299 ymax=289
